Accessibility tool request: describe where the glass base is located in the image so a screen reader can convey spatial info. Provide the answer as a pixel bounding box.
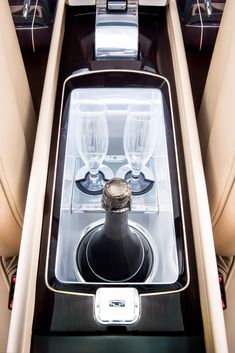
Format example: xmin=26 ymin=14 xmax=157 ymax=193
xmin=76 ymin=171 xmax=106 ymax=195
xmin=125 ymin=171 xmax=154 ymax=196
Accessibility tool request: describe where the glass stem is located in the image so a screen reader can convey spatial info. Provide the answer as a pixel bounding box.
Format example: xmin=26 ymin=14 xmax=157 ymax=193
xmin=90 ymin=170 xmax=99 ymax=178
xmin=89 ymin=170 xmax=99 ymax=185
xmin=89 ymin=161 xmax=99 ymax=181
xmin=131 ymin=167 xmax=141 ymax=180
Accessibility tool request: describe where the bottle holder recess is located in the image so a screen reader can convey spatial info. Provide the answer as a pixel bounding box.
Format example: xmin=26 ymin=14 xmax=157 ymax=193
xmin=46 ymin=70 xmax=189 ymax=295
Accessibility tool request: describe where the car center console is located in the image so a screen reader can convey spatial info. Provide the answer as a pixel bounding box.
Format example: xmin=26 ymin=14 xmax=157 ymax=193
xmin=30 ymin=3 xmax=205 ymax=353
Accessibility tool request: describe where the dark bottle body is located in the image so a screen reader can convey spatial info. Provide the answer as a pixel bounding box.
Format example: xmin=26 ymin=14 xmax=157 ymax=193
xmin=77 ymin=178 xmax=153 ymax=283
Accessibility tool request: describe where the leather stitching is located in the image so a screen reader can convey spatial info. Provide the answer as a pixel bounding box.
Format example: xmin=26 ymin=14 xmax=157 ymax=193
xmin=0 ymin=257 xmax=10 ymax=289
xmin=211 ymin=158 xmax=235 ymax=226
xmin=225 ymin=256 xmax=235 ymax=289
xmin=0 ymin=158 xmax=23 ymax=228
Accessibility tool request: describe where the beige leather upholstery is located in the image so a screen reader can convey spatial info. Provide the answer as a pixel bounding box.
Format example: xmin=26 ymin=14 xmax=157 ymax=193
xmin=0 ymin=0 xmax=36 ymax=256
xmin=198 ymin=1 xmax=235 ymax=352
xmin=198 ymin=0 xmax=235 ymax=257
xmin=7 ymin=1 xmax=66 ymax=351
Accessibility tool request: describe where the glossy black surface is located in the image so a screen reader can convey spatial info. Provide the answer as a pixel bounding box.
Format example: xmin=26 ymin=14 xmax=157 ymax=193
xmin=9 ymin=0 xmax=57 ymax=51
xmin=77 ymin=220 xmax=153 ymax=282
xmin=32 ymin=5 xmax=204 ymax=345
xmin=32 ymin=335 xmax=205 ymax=353
xmin=177 ymin=0 xmax=225 ymax=49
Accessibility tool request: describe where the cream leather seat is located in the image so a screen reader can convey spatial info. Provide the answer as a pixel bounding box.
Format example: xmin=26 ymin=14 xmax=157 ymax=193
xmin=0 ymin=0 xmax=36 ymax=349
xmin=198 ymin=0 xmax=235 ymax=351
xmin=0 ymin=0 xmax=36 ymax=257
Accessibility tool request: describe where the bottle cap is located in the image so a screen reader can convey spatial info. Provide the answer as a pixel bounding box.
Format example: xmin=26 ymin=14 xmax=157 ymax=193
xmin=102 ymin=178 xmax=131 ymax=212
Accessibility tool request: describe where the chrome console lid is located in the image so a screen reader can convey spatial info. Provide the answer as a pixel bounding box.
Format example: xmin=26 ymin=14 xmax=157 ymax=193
xmin=95 ymin=0 xmax=138 ymax=60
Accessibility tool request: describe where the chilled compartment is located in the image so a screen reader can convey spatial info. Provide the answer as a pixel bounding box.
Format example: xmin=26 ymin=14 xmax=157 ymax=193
xmin=46 ymin=71 xmax=188 ymax=294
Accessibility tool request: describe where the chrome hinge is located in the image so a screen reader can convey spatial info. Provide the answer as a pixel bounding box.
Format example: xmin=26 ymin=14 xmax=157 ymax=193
xmin=107 ymin=0 xmax=127 ymax=11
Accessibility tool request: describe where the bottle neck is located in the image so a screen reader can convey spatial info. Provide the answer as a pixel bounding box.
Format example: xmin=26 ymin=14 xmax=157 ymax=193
xmin=102 ymin=210 xmax=131 ymax=240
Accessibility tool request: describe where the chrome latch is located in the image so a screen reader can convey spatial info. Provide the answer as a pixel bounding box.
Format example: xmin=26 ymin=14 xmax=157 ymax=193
xmin=95 ymin=0 xmax=138 ymax=60
xmin=204 ymin=0 xmax=212 ymax=17
xmin=107 ymin=0 xmax=127 ymax=11
xmin=23 ymin=0 xmax=31 ymax=19
xmin=95 ymin=288 xmax=140 ymax=325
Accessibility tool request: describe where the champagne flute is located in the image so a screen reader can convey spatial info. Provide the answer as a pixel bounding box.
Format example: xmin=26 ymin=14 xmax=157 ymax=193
xmin=124 ymin=103 xmax=157 ymax=194
xmin=76 ymin=101 xmax=108 ymax=195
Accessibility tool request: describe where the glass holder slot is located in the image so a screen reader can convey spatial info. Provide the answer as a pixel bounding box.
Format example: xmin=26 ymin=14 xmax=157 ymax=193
xmin=61 ymin=155 xmax=160 ymax=213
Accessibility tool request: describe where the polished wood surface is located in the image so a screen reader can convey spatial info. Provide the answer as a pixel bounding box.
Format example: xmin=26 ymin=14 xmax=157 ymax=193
xmin=51 ymin=293 xmax=184 ymax=332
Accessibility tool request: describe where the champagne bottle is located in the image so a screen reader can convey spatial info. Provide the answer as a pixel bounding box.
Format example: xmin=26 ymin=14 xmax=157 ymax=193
xmin=77 ymin=178 xmax=153 ymax=282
